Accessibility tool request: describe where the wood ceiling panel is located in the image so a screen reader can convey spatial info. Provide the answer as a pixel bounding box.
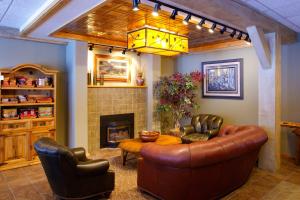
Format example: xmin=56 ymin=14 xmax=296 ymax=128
xmin=53 ymin=0 xmax=233 ymax=48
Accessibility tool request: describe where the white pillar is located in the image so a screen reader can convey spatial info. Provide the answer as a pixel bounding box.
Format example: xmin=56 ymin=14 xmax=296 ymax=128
xmin=66 ymin=41 xmax=88 ymax=150
xmin=143 ymin=54 xmax=161 ymax=131
xmin=247 ymin=26 xmax=282 ymax=171
xmin=258 ymin=33 xmax=281 ymax=171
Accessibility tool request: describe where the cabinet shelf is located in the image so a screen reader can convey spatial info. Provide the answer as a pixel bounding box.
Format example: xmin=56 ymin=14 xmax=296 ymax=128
xmin=0 ymin=64 xmax=57 ymax=171
xmin=0 ymin=102 xmax=54 ymax=107
xmin=1 ymin=87 xmax=54 ymax=90
xmin=0 ymin=117 xmax=55 ymax=123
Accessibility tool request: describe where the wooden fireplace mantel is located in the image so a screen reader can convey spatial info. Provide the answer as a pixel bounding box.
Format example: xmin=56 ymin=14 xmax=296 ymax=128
xmin=88 ymin=85 xmax=147 ymax=88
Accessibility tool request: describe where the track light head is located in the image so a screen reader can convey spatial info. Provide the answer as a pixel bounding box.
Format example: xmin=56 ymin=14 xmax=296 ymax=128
xmin=196 ymin=18 xmax=205 ymax=30
xmin=132 ymin=0 xmax=140 ymax=11
xmin=122 ymin=48 xmax=127 ymax=55
xmin=237 ymin=32 xmax=243 ymax=40
xmin=230 ymin=30 xmax=236 ymax=38
xmin=152 ymin=3 xmax=161 ymax=17
xmin=183 ymin=14 xmax=191 ymax=25
xmin=89 ymin=44 xmax=94 ymax=51
xmin=108 ymin=47 xmax=113 ymax=53
xmin=209 ymin=23 xmax=216 ymax=33
xmin=245 ymin=35 xmax=251 ymax=45
xmin=137 ymin=52 xmax=141 ymax=56
xmin=220 ymin=26 xmax=227 ymax=34
xmin=170 ymin=9 xmax=178 ymax=20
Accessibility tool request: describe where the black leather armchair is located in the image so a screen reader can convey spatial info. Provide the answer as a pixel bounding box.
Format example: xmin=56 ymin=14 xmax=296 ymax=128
xmin=181 ymin=114 xmax=223 ymax=143
xmin=34 ymin=137 xmax=115 ymax=200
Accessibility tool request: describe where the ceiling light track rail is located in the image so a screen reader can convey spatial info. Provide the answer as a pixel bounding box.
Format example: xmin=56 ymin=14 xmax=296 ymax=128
xmin=134 ymin=0 xmax=251 ymax=43
xmin=88 ymin=43 xmax=141 ymax=56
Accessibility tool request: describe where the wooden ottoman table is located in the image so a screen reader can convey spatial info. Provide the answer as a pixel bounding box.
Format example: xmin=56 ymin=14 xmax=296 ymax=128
xmin=118 ymin=135 xmax=181 ymax=165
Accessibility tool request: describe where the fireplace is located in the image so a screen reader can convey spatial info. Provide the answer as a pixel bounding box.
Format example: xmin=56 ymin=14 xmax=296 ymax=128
xmin=100 ymin=113 xmax=134 ymax=148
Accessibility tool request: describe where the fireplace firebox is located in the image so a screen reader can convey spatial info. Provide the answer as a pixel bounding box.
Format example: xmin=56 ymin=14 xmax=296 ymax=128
xmin=100 ymin=113 xmax=134 ymax=148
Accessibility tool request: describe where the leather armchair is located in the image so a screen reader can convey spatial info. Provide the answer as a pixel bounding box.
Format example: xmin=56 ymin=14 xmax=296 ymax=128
xmin=181 ymin=114 xmax=223 ymax=143
xmin=34 ymin=137 xmax=115 ymax=200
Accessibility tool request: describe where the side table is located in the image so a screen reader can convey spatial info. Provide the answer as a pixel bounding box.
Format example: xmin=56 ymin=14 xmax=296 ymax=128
xmin=281 ymin=121 xmax=300 ymax=165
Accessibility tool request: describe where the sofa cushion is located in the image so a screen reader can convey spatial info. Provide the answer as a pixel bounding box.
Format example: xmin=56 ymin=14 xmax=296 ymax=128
xmin=181 ymin=133 xmax=209 ymax=144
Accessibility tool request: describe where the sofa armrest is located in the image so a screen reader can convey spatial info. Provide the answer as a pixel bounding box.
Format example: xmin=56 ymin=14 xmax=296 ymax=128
xmin=180 ymin=125 xmax=195 ymax=136
xmin=205 ymin=129 xmax=219 ymax=138
xmin=70 ymin=147 xmax=87 ymax=161
xmin=76 ymin=159 xmax=110 ymax=176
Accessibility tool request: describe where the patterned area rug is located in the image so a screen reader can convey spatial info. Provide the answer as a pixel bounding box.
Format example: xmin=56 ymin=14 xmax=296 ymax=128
xmin=91 ymin=148 xmax=156 ymax=200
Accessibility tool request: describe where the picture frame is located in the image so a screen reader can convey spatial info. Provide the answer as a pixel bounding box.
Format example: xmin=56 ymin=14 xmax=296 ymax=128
xmin=202 ymin=58 xmax=243 ymax=99
xmin=94 ymin=54 xmax=131 ymax=82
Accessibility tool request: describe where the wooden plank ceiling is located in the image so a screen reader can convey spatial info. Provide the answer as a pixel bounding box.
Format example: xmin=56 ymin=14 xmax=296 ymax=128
xmin=52 ymin=0 xmax=235 ymax=49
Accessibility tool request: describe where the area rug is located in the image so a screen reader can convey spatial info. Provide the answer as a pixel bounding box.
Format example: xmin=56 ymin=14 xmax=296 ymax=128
xmin=91 ymin=148 xmax=156 ymax=200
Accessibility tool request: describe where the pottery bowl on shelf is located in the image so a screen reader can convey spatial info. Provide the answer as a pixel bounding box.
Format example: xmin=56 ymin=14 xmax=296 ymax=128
xmin=139 ymin=130 xmax=160 ymax=142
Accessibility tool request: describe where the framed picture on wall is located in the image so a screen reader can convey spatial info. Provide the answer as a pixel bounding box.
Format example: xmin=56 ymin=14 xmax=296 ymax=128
xmin=202 ymin=58 xmax=243 ymax=99
xmin=94 ymin=54 xmax=131 ymax=82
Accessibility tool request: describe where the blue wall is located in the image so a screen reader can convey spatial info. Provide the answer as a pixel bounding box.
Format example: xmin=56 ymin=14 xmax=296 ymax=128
xmin=0 ymin=38 xmax=68 ymax=144
xmin=0 ymin=38 xmax=66 ymax=68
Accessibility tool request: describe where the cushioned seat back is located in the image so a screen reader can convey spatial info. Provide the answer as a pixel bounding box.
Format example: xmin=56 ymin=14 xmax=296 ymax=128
xmin=191 ymin=114 xmax=223 ymax=133
xmin=34 ymin=137 xmax=78 ymax=196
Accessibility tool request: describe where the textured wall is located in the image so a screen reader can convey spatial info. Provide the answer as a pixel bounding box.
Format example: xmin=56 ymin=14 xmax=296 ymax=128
xmin=0 ymin=38 xmax=67 ymax=145
xmin=88 ymin=88 xmax=147 ymax=153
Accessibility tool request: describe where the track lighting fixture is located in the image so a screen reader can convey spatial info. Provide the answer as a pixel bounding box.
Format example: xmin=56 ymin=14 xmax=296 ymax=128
xmin=244 ymin=35 xmax=251 ymax=45
xmin=230 ymin=30 xmax=236 ymax=38
xmin=196 ymin=18 xmax=205 ymax=30
xmin=137 ymin=52 xmax=141 ymax=56
xmin=122 ymin=48 xmax=127 ymax=55
xmin=132 ymin=0 xmax=140 ymax=11
xmin=152 ymin=3 xmax=161 ymax=17
xmin=170 ymin=9 xmax=178 ymax=20
xmin=183 ymin=14 xmax=191 ymax=25
xmin=89 ymin=44 xmax=94 ymax=51
xmin=209 ymin=23 xmax=216 ymax=33
xmin=146 ymin=0 xmax=248 ymax=43
xmin=220 ymin=26 xmax=226 ymax=34
xmin=237 ymin=32 xmax=243 ymax=40
xmin=108 ymin=47 xmax=113 ymax=53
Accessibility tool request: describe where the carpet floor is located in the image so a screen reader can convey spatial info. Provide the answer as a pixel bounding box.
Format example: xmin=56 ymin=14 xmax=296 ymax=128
xmin=0 ymin=148 xmax=300 ymax=200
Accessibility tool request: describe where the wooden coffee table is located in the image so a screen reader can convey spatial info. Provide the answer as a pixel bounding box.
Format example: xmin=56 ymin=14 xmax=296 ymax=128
xmin=118 ymin=135 xmax=181 ymax=165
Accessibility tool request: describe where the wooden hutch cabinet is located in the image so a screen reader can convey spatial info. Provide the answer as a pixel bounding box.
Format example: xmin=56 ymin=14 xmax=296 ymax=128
xmin=0 ymin=64 xmax=57 ymax=171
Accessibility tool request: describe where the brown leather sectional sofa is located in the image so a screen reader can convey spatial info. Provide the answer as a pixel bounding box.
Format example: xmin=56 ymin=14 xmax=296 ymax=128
xmin=137 ymin=125 xmax=268 ymax=200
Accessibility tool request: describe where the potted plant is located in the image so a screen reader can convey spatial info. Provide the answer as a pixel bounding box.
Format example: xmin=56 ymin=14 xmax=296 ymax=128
xmin=155 ymin=71 xmax=203 ymax=130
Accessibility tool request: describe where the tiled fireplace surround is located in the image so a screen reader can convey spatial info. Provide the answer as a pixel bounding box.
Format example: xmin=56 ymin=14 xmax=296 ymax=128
xmin=88 ymin=88 xmax=147 ymax=153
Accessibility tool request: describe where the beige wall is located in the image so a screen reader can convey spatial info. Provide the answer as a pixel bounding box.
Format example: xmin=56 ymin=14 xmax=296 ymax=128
xmin=161 ymin=56 xmax=176 ymax=76
xmin=281 ymin=35 xmax=300 ymax=157
xmin=176 ymin=47 xmax=259 ymax=126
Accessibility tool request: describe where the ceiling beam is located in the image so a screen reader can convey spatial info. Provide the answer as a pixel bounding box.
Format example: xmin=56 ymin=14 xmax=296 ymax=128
xmin=247 ymin=26 xmax=271 ymax=68
xmin=0 ymin=26 xmax=66 ymax=45
xmin=20 ymin=0 xmax=70 ymax=36
xmin=52 ymin=32 xmax=127 ymax=47
xmin=165 ymin=0 xmax=297 ymax=44
xmin=189 ymin=39 xmax=251 ymax=53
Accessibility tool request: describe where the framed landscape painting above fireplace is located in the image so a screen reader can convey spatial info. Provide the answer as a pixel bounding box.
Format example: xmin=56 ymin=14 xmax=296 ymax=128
xmin=202 ymin=58 xmax=243 ymax=99
xmin=94 ymin=54 xmax=130 ymax=82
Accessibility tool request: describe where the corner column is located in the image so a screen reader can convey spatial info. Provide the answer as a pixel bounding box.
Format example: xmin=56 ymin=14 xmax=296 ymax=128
xmin=247 ymin=26 xmax=282 ymax=171
xmin=143 ymin=54 xmax=161 ymax=131
xmin=66 ymin=41 xmax=88 ymax=150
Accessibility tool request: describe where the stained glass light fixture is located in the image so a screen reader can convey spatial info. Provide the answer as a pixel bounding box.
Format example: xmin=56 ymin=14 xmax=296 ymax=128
xmin=127 ymin=27 xmax=188 ymax=56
